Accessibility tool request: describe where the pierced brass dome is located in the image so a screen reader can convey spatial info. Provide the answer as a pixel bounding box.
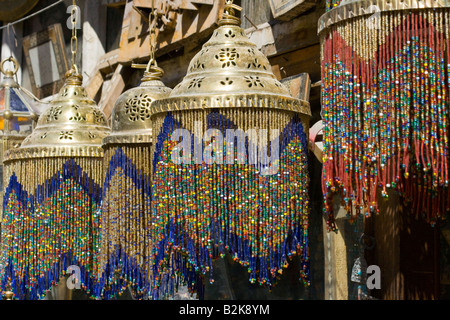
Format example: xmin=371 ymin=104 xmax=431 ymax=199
xmin=151 ymin=8 xmax=311 ymax=116
xmin=4 ymin=70 xmax=111 ymax=161
xmin=103 ymin=66 xmax=172 ymax=145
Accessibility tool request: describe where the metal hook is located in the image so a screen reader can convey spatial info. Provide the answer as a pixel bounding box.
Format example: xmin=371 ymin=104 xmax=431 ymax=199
xmin=0 ymin=56 xmax=20 ymax=77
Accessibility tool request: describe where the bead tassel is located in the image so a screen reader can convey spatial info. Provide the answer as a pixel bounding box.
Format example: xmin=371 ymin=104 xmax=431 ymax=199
xmin=151 ymin=109 xmax=310 ymax=290
xmin=322 ymin=10 xmax=450 ymax=229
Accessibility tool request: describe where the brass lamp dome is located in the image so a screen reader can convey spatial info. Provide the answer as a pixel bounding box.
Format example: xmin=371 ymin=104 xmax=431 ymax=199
xmin=104 ymin=66 xmax=172 ymax=145
xmin=11 ymin=70 xmax=110 ymax=159
xmin=152 ymin=10 xmax=310 ymax=116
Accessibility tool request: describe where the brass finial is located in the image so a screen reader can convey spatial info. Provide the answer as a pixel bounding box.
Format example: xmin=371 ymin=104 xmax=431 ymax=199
xmin=142 ymin=66 xmax=165 ymax=82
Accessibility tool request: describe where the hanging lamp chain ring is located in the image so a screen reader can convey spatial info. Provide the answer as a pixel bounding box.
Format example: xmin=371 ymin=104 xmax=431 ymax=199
xmin=132 ymin=0 xmax=164 ymax=80
xmin=0 ymin=56 xmax=20 ymax=77
xmin=131 ymin=0 xmax=161 ymax=74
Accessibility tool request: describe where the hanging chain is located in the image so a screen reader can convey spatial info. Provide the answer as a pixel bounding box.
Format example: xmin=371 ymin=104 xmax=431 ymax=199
xmin=131 ymin=0 xmax=161 ymax=73
xmin=70 ymin=0 xmax=79 ymax=74
xmin=146 ymin=0 xmax=159 ymax=72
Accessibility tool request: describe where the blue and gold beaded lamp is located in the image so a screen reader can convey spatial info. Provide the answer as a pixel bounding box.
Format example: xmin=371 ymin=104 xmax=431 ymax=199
xmin=319 ymin=0 xmax=450 ymax=229
xmin=98 ymin=51 xmax=173 ymax=301
xmin=150 ymin=0 xmax=312 ymax=291
xmin=0 ymin=16 xmax=111 ymax=299
xmin=0 ymin=68 xmax=111 ymax=300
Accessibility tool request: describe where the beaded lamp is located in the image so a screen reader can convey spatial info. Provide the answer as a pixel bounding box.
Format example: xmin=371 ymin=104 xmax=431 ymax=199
xmin=0 ymin=1 xmax=111 ymax=299
xmin=319 ymin=0 xmax=450 ymax=229
xmin=97 ymin=2 xmax=201 ymax=299
xmin=150 ymin=0 xmax=312 ymax=291
xmin=0 ymin=67 xmax=110 ymax=299
xmin=98 ymin=62 xmax=174 ymax=300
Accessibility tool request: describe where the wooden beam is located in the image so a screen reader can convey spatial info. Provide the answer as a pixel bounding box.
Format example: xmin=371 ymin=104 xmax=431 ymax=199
xmin=308 ymin=120 xmax=323 ymax=163
xmin=118 ymin=0 xmax=224 ymax=64
xmin=245 ymin=5 xmax=324 ymax=58
xmin=98 ymin=64 xmax=128 ymax=119
xmin=97 ymin=48 xmax=120 ymax=73
xmin=180 ymin=0 xmax=215 ymax=10
xmin=323 ymin=205 xmax=350 ymax=300
xmin=85 ymin=70 xmax=104 ymax=100
xmin=269 ymin=45 xmax=321 ymax=83
xmin=84 ymin=48 xmax=120 ymax=100
xmin=268 ymin=0 xmax=317 ymax=21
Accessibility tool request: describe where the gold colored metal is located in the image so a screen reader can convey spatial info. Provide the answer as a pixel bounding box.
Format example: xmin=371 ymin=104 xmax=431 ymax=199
xmin=0 ymin=56 xmax=19 ymax=78
xmin=103 ymin=66 xmax=171 ymax=145
xmin=219 ymin=0 xmax=242 ymax=26
xmin=4 ymin=69 xmax=111 ymax=162
xmin=148 ymin=0 xmax=159 ymax=71
xmin=0 ymin=56 xmax=41 ymax=133
xmin=318 ymin=0 xmax=450 ymax=34
xmin=3 ymin=291 xmax=14 ymax=300
xmin=151 ymin=1 xmax=311 ymax=117
xmin=104 ymin=0 xmax=171 ymax=146
xmin=70 ymin=0 xmax=79 ymax=73
xmin=0 ymin=0 xmax=39 ymax=22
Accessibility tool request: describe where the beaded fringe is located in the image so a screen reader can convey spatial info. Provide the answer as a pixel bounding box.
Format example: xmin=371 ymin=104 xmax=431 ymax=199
xmin=96 ymin=145 xmax=151 ymax=299
xmin=321 ymin=10 xmax=450 ymax=229
xmin=0 ymin=157 xmax=103 ymax=300
xmin=151 ymin=108 xmax=310 ymax=289
xmin=97 ymin=145 xmax=202 ymax=300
